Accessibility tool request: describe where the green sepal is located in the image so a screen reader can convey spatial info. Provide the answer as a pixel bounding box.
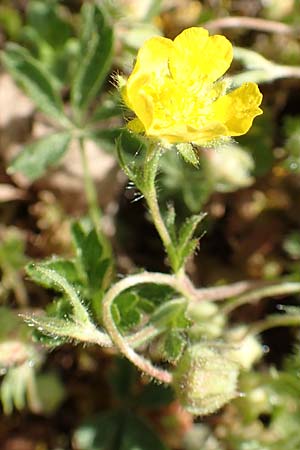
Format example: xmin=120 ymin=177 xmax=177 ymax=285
xmin=176 ymin=143 xmax=199 ymax=166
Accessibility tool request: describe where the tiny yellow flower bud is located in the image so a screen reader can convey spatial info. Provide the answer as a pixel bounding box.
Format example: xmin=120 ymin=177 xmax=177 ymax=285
xmin=173 ymin=344 xmax=239 ymax=416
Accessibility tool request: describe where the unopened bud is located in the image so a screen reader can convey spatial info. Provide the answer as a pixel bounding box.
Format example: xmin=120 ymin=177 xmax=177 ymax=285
xmin=225 ymin=326 xmax=263 ymax=370
xmin=173 ymin=344 xmax=239 ymax=416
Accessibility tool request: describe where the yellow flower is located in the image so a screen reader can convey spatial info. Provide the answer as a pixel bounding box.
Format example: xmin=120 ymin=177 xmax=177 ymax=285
xmin=122 ymin=27 xmax=263 ymax=145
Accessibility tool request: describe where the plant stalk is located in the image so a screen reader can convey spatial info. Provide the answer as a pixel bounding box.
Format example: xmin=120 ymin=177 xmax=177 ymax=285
xmin=102 ymin=270 xmax=202 ymax=383
xmin=78 ymin=137 xmax=101 ymax=232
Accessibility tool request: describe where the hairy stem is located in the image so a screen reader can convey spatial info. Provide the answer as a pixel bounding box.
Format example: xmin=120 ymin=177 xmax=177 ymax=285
xmin=142 ymin=145 xmax=176 ymax=271
xmin=204 ymin=16 xmax=296 ymax=35
xmin=247 ymin=314 xmax=300 ymax=337
xmin=78 ymin=137 xmax=102 ymax=230
xmin=222 ymin=281 xmax=300 ymax=314
xmin=102 ymin=271 xmax=200 ymax=383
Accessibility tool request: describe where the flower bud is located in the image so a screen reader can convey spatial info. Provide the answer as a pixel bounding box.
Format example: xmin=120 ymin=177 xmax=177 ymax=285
xmin=173 ymin=344 xmax=239 ymax=416
xmin=225 ymin=326 xmax=263 ymax=370
xmin=187 ymin=302 xmax=225 ymax=339
xmin=206 ymin=144 xmax=254 ymax=192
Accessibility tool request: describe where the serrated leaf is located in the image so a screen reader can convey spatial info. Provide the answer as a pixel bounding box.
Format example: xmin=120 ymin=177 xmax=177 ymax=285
xmin=25 ymin=263 xmax=91 ymax=325
xmin=177 ymin=238 xmax=199 ymax=269
xmin=1 ymin=43 xmax=69 ymax=125
xmin=165 ymin=205 xmax=177 ymax=243
xmin=8 ymin=132 xmax=71 ymax=180
xmin=176 ymin=143 xmax=199 ymax=166
xmin=136 ymin=284 xmax=174 ymax=306
xmin=40 ymin=258 xmax=81 ymax=285
xmin=71 ymin=3 xmax=113 ymax=116
xmin=26 ymin=1 xmax=72 ymax=49
xmin=177 ymin=213 xmax=205 ymax=251
xmin=71 ymin=222 xmax=110 ymax=292
xmin=23 ymin=315 xmax=89 ymax=343
xmin=163 ymin=330 xmax=186 ymax=363
xmin=114 ymin=292 xmax=141 ymax=331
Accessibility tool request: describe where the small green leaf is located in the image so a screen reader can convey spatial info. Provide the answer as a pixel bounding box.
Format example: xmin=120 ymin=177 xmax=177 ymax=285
xmin=177 ymin=214 xmax=205 ymax=251
xmin=1 ymin=43 xmax=69 ymax=125
xmin=115 ymin=292 xmax=141 ymax=330
xmin=26 ymin=1 xmax=72 ymax=50
xmin=151 ymin=298 xmax=188 ymax=329
xmin=176 ymin=143 xmax=199 ymax=166
xmin=165 ymin=205 xmax=177 ymax=243
xmin=71 ymin=222 xmax=110 ymax=292
xmin=163 ymin=330 xmax=186 ymax=363
xmin=8 ymin=132 xmax=71 ymax=180
xmin=23 ymin=315 xmax=89 ymax=343
xmin=71 ymin=4 xmax=113 ymax=117
xmin=177 ymin=238 xmax=199 ymax=269
xmin=25 ymin=263 xmax=91 ymax=325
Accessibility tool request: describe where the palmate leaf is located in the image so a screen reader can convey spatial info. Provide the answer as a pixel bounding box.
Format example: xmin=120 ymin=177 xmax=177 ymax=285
xmin=8 ymin=132 xmax=71 ymax=180
xmin=71 ymin=3 xmax=113 ymax=117
xmin=1 ymin=43 xmax=70 ymax=126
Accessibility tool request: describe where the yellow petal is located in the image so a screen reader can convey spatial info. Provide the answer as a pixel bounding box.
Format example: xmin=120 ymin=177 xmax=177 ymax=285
xmin=125 ymin=37 xmax=174 ymax=130
xmin=128 ymin=36 xmax=174 ymax=79
xmin=147 ymin=121 xmax=227 ymax=145
xmin=170 ymin=27 xmax=208 ymax=79
xmin=191 ymin=122 xmax=228 ymax=145
xmin=211 ymin=82 xmax=263 ymax=136
xmin=124 ymin=72 xmax=154 ymax=129
xmin=170 ymin=27 xmax=232 ymax=82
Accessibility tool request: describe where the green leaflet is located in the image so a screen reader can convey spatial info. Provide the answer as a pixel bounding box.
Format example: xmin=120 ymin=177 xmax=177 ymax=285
xmin=8 ymin=132 xmax=71 ymax=180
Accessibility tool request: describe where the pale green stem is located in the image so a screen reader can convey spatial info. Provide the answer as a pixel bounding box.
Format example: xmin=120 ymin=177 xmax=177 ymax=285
xmin=142 ymin=145 xmax=176 ymax=270
xmin=247 ymin=314 xmax=300 ymax=338
xmin=102 ymin=271 xmax=200 ymax=383
xmin=78 ymin=137 xmax=112 ymax=262
xmin=78 ymin=137 xmax=102 ymax=231
xmin=146 ymin=187 xmax=173 ymax=253
xmin=222 ymin=282 xmax=300 ymax=315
